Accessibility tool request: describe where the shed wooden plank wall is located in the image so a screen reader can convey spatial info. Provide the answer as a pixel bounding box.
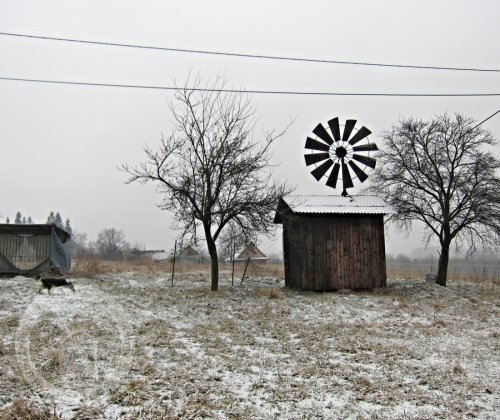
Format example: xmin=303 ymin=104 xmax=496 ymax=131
xmin=282 ymin=214 xmax=387 ymax=290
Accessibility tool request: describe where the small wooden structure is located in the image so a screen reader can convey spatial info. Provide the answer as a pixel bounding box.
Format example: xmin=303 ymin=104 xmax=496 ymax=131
xmin=274 ymin=195 xmax=393 ymax=291
xmin=235 ymin=242 xmax=268 ymax=264
xmin=0 ymin=224 xmax=71 ymax=276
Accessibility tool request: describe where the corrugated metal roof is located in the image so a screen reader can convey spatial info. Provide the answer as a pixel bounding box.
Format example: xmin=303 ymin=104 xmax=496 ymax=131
xmin=282 ymin=195 xmax=395 ymax=214
xmin=0 ymin=223 xmax=71 ymax=242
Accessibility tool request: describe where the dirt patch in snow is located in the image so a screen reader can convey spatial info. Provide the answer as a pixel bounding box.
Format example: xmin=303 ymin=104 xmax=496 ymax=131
xmin=0 ymin=274 xmax=498 ymax=419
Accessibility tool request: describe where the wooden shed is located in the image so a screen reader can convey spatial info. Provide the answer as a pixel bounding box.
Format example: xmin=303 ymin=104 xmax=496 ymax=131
xmin=0 ymin=224 xmax=71 ymax=277
xmin=274 ymin=195 xmax=394 ymax=291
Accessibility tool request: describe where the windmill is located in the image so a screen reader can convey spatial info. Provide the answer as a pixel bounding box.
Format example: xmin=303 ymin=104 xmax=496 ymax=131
xmin=304 ymin=117 xmax=378 ymax=196
xmin=274 ymin=116 xmax=393 ymax=291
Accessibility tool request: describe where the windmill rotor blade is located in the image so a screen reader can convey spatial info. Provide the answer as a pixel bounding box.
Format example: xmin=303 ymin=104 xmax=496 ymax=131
xmin=342 ymin=160 xmax=354 ymax=189
xmin=352 ymin=143 xmax=378 ymax=152
xmin=305 ymin=137 xmax=330 ymax=152
xmin=348 ymin=126 xmax=372 ymax=145
xmin=311 ymin=159 xmax=333 ymax=181
xmin=312 ymin=123 xmax=334 ymax=145
xmin=326 ymin=162 xmax=340 ymax=188
xmin=348 ymin=160 xmax=369 ymax=183
xmin=342 ymin=119 xmax=357 ymax=142
xmin=328 ymin=117 xmax=341 ymax=142
xmin=352 ymin=154 xmax=377 ymax=169
xmin=304 ymin=153 xmax=329 ymax=166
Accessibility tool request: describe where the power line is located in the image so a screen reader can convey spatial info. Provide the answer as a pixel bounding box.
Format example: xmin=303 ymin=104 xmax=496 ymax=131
xmin=1 ymin=76 xmax=499 ymax=97
xmin=1 ymin=32 xmax=499 ymax=73
xmin=447 ymin=109 xmax=500 ymax=144
xmin=470 ymin=109 xmax=500 ymax=130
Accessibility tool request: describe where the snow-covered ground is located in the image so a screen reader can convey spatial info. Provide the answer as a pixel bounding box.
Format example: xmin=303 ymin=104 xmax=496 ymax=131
xmin=0 ymin=273 xmax=498 ymax=419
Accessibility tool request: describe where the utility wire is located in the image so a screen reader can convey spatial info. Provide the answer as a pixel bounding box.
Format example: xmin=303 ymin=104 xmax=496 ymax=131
xmin=1 ymin=32 xmax=499 ymax=73
xmin=470 ymin=108 xmax=500 ymax=130
xmin=1 ymin=76 xmax=499 ymax=97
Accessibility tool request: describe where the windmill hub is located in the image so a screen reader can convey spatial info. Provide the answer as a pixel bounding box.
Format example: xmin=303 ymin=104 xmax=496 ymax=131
xmin=304 ymin=117 xmax=378 ymax=193
xmin=334 ymin=145 xmax=347 ymax=159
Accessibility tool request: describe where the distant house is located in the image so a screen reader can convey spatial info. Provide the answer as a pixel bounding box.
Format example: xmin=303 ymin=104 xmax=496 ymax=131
xmin=0 ymin=224 xmax=71 ymax=276
xmin=176 ymin=246 xmax=207 ymax=263
xmin=235 ymin=242 xmax=268 ymax=264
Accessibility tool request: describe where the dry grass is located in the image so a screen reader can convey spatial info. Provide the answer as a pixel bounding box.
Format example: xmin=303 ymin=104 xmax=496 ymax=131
xmin=70 ymin=259 xmax=106 ymax=278
xmin=71 ymin=258 xmax=163 ymax=277
xmin=0 ymin=341 xmax=12 ymax=356
xmin=46 ymin=349 xmax=64 ymax=370
xmin=0 ymin=270 xmax=498 ymax=419
xmin=0 ymin=315 xmax=19 ymax=330
xmin=70 ymin=258 xmax=286 ymax=282
xmin=70 ymin=402 xmax=106 ymax=420
xmin=387 ymin=267 xmax=499 ymax=284
xmin=0 ymin=399 xmax=58 ymax=420
xmin=109 ymin=379 xmax=152 ymax=406
xmin=0 ymin=298 xmax=10 ymax=311
xmin=268 ymin=288 xmax=281 ymax=299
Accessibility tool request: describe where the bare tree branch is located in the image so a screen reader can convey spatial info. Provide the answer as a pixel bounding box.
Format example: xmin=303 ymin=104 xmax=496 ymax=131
xmin=367 ymin=113 xmax=500 ymax=286
xmin=121 ymin=74 xmax=293 ymax=290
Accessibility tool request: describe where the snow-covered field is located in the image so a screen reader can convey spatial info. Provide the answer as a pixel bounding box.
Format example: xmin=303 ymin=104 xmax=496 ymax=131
xmin=0 ymin=273 xmax=498 ymax=419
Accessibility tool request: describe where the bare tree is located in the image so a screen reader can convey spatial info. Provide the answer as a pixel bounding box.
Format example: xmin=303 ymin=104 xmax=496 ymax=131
xmin=369 ymin=113 xmax=500 ymax=286
xmin=68 ymin=230 xmax=88 ymax=258
xmin=122 ymin=75 xmax=292 ymax=291
xmin=218 ymin=220 xmax=250 ymax=285
xmin=96 ymin=228 xmax=130 ymax=260
xmin=218 ymin=220 xmax=250 ymax=261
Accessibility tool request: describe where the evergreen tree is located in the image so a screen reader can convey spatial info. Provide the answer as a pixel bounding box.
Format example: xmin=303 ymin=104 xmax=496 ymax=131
xmin=64 ymin=219 xmax=72 ymax=235
xmin=5 ymin=217 xmax=10 ymax=224
xmin=22 ymin=217 xmax=27 ymax=224
xmin=54 ymin=212 xmax=63 ymax=228
xmin=47 ymin=212 xmax=56 ymax=224
xmin=27 ymin=217 xmax=33 ymax=224
xmin=15 ymin=212 xmax=22 ymax=224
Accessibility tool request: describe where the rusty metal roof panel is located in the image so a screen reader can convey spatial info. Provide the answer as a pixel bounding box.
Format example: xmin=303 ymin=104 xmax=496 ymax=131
xmin=282 ymin=195 xmax=395 ymax=214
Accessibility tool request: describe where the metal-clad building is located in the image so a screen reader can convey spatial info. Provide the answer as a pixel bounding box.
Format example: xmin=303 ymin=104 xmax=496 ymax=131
xmin=0 ymin=224 xmax=71 ymax=276
xmin=274 ymin=195 xmax=394 ymax=291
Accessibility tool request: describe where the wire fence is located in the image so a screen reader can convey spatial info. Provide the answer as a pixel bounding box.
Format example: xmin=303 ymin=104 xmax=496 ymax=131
xmin=386 ymin=257 xmax=499 ymax=282
xmin=164 ymin=258 xmax=284 ymax=285
xmin=161 ymin=257 xmax=499 ymax=283
xmin=72 ymin=256 xmax=499 ymax=284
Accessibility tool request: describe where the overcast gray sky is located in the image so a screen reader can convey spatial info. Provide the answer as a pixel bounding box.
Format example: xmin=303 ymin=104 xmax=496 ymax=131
xmin=1 ymin=0 xmax=499 ymax=256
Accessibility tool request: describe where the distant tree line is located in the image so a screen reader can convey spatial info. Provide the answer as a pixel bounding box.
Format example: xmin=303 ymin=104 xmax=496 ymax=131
xmin=3 ymin=210 xmax=72 ymax=234
xmin=46 ymin=211 xmax=72 ymax=234
xmin=70 ymin=227 xmax=133 ymax=260
xmin=5 ymin=211 xmax=34 ymax=225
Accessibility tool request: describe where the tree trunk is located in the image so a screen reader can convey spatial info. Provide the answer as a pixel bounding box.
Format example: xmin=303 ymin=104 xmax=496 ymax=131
xmin=205 ymin=230 xmax=219 ymax=291
xmin=437 ymin=242 xmax=450 ymax=286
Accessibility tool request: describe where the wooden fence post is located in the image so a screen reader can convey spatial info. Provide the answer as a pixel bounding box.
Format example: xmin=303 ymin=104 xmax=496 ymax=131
xmin=171 ymin=240 xmax=177 ymax=287
xmin=240 ymin=257 xmax=251 ymax=284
